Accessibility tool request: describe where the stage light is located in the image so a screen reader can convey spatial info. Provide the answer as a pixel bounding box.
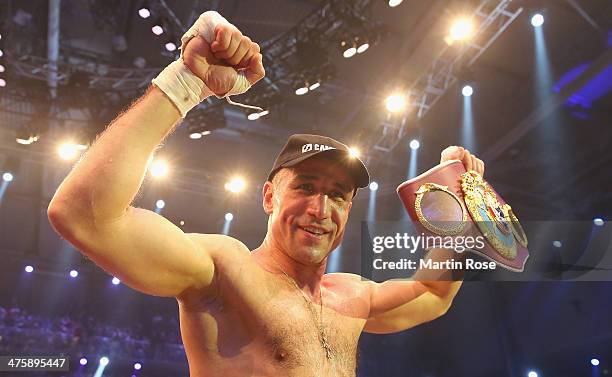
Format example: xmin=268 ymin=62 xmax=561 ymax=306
xmin=225 ymin=212 xmax=234 ymax=221
xmin=527 ymin=371 xmax=538 ymax=377
xmin=0 ymin=49 xmax=3 ymax=57
xmin=295 ymin=84 xmax=309 ymax=95
xmin=388 ymin=0 xmax=403 ymax=7
xmin=112 ymin=277 xmax=120 ymax=285
xmin=552 ymin=240 xmax=562 ymax=248
xmin=369 ymin=181 xmax=378 ymax=191
xmin=189 ymin=132 xmax=203 ymax=139
xmin=0 ymin=78 xmax=6 ymax=87
xmin=225 ymin=177 xmax=246 ymax=193
xmin=258 ymin=110 xmax=269 ymax=117
xmin=179 ymin=220 xmax=185 ymax=226
xmin=340 ymin=40 xmax=356 ymax=58
xmin=165 ymin=41 xmax=177 ymax=52
xmin=409 ymin=139 xmax=420 ymax=150
xmin=150 ymin=159 xmax=169 ymax=178
xmin=155 ymin=199 xmax=165 ymax=209
xmin=357 ymin=41 xmax=370 ymax=54
xmin=138 ymin=3 xmax=151 ymax=19
xmin=593 ymin=217 xmax=604 ymax=226
xmin=348 ymin=147 xmax=361 ymax=158
xmin=0 ymin=64 xmax=4 ymax=73
xmin=308 ymin=81 xmax=321 ymax=91
xmin=134 ymin=362 xmax=142 ymax=370
xmin=591 ymin=358 xmax=600 ymax=366
xmin=462 ymin=84 xmax=473 ymax=97
xmin=79 ymin=357 xmax=88 ymax=365
xmin=24 ymin=265 xmax=34 ymax=273
xmin=152 ymin=19 xmax=164 ymax=35
xmin=69 ymin=269 xmax=79 ymax=278
xmin=58 ymin=143 xmax=79 ymax=161
xmin=16 ymin=132 xmax=39 ymax=145
xmin=385 ymin=93 xmax=406 ymax=113
xmin=99 ymin=357 xmax=109 ymax=366
xmin=2 ymin=172 xmax=13 ymax=182
xmin=531 ymin=13 xmax=544 ymax=28
xmin=449 ymin=19 xmax=475 ymax=41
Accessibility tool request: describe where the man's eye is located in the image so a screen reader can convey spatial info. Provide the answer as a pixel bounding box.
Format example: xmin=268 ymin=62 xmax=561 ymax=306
xmin=331 ymin=191 xmax=346 ymax=200
xmin=298 ymin=183 xmax=313 ymax=192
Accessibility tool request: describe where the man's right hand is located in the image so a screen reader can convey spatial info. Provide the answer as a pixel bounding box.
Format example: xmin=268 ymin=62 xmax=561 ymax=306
xmin=182 ymin=24 xmax=265 ymax=96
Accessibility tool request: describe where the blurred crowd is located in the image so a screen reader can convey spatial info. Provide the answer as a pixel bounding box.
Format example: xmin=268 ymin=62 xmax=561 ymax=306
xmin=0 ymin=305 xmax=186 ymax=363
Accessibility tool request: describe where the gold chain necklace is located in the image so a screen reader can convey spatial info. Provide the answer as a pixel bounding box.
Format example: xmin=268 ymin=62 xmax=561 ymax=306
xmin=271 ymin=257 xmax=333 ymax=360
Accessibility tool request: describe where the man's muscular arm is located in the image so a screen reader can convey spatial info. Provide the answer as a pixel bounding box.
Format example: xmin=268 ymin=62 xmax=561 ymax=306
xmin=363 ymin=147 xmax=484 ymax=334
xmin=47 ymin=18 xmax=264 ymax=301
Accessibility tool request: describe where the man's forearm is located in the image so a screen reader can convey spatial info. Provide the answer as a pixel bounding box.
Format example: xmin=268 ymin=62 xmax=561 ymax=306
xmin=412 ymin=248 xmax=466 ymax=299
xmin=49 ymin=86 xmax=182 ymax=224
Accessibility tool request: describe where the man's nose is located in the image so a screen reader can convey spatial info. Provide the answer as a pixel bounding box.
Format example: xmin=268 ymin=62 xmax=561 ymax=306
xmin=307 ymin=193 xmax=330 ymax=220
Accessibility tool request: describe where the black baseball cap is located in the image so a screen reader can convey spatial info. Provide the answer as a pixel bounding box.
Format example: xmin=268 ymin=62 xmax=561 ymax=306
xmin=267 ymin=134 xmax=370 ymax=190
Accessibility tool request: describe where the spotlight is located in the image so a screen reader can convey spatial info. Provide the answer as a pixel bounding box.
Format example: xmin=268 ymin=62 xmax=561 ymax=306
xmin=58 ymin=143 xmax=79 ymax=161
xmin=531 ymin=13 xmax=544 ymax=28
xmin=138 ymin=2 xmax=151 ymax=19
xmin=0 ymin=49 xmax=3 ymax=57
xmin=225 ymin=212 xmax=234 ymax=221
xmin=179 ymin=220 xmax=185 ymax=226
xmin=155 ymin=199 xmax=165 ymax=209
xmin=134 ymin=362 xmax=142 ymax=370
xmin=24 ymin=265 xmax=34 ymax=273
xmin=151 ymin=19 xmax=164 ymax=35
xmin=99 ymin=357 xmax=109 ymax=366
xmin=388 ymin=0 xmax=403 ymax=7
xmin=165 ymin=41 xmax=177 ymax=52
xmin=294 ymin=82 xmax=309 ymax=95
xmin=79 ymin=357 xmax=88 ymax=366
xmin=0 ymin=64 xmax=4 ymax=73
xmin=258 ymin=110 xmax=269 ymax=117
xmin=0 ymin=78 xmax=6 ymax=87
xmin=552 ymin=240 xmax=562 ymax=248
xmin=591 ymin=358 xmax=600 ymax=366
xmin=385 ymin=93 xmax=406 ymax=113
xmin=348 ymin=147 xmax=361 ymax=158
xmin=449 ymin=19 xmax=475 ymax=41
xmin=356 ymin=38 xmax=370 ymax=54
xmin=593 ymin=217 xmax=604 ymax=226
xmin=112 ymin=277 xmax=120 ymax=285
xmin=409 ymin=139 xmax=420 ymax=150
xmin=527 ymin=371 xmax=538 ymax=377
xmin=69 ymin=269 xmax=79 ymax=278
xmin=461 ymin=85 xmax=473 ymax=97
xmin=308 ymin=81 xmax=321 ymax=91
xmin=342 ymin=43 xmax=357 ymax=58
xmin=225 ymin=177 xmax=246 ymax=193
xmin=189 ymin=132 xmax=203 ymax=139
xmin=150 ymin=159 xmax=169 ymax=178
xmin=369 ymin=181 xmax=378 ymax=191
xmin=247 ymin=111 xmax=261 ymax=121
xmin=2 ymin=172 xmax=13 ymax=182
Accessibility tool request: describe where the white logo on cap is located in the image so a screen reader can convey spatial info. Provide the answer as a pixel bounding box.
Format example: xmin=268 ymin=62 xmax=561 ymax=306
xmin=302 ymin=143 xmax=335 ymax=153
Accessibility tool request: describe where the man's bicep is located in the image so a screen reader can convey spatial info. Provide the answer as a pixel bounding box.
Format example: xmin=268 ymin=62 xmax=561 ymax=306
xmin=363 ymin=279 xmax=446 ymax=334
xmin=74 ymin=206 xmax=218 ymax=299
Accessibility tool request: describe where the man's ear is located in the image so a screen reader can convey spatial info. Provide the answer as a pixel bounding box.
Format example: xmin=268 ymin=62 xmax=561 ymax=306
xmin=263 ymin=181 xmax=274 ymax=215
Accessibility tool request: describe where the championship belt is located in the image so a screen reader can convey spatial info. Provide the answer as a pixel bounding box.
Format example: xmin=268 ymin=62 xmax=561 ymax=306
xmin=396 ymin=160 xmax=529 ymax=272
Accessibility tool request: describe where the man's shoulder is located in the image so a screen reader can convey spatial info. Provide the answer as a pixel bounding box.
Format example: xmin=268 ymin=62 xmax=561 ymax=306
xmin=186 ymin=233 xmax=251 ymax=257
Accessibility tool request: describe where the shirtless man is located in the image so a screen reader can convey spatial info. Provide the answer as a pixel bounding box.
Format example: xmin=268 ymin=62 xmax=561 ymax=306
xmin=47 ymin=12 xmax=485 ymax=377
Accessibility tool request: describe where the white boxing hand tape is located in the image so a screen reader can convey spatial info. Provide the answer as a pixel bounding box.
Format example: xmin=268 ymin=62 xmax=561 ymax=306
xmin=180 ymin=11 xmax=254 ymax=99
xmin=152 ymin=11 xmax=258 ymax=117
xmin=152 ymin=59 xmax=213 ymax=118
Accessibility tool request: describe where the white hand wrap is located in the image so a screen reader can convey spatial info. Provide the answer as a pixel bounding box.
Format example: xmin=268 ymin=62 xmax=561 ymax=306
xmin=152 ymin=11 xmax=254 ymax=118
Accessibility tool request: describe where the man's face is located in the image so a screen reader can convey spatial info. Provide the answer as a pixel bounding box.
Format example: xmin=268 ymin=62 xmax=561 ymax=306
xmin=263 ymin=157 xmax=355 ymax=265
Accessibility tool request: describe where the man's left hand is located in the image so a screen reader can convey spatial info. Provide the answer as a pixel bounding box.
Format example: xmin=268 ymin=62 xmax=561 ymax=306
xmin=440 ymin=146 xmax=485 ymax=177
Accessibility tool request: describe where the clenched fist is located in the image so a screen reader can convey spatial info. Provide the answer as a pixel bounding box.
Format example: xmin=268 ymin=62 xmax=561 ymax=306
xmin=440 ymin=146 xmax=485 ymax=177
xmin=182 ymin=24 xmax=265 ymax=96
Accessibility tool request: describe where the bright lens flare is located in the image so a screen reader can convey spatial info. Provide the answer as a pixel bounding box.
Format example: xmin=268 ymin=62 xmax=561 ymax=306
xmin=225 ymin=177 xmax=246 ymax=193
xmin=58 ymin=143 xmax=79 ymax=161
xmin=348 ymin=147 xmax=361 ymax=158
xmin=150 ymin=159 xmax=169 ymax=178
xmin=385 ymin=93 xmax=406 ymax=113
xmin=449 ymin=19 xmax=474 ymax=41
